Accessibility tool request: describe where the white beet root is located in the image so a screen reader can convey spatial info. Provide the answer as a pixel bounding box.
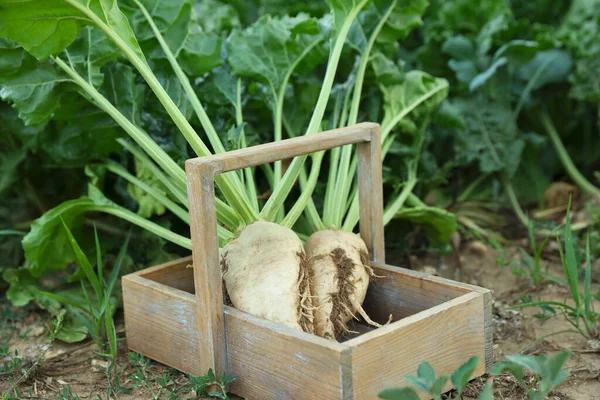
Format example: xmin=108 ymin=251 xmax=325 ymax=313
xmin=305 ymin=229 xmax=373 ymax=340
xmin=221 ymin=221 xmax=313 ymax=332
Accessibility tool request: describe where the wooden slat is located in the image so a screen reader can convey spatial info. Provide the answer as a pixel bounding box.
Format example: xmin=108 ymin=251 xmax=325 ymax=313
xmin=225 ymin=307 xmax=350 ymax=399
xmin=358 ymin=125 xmax=385 ymax=263
xmin=186 ymin=162 xmax=227 ymax=375
xmin=137 ymin=256 xmax=194 ymax=293
xmin=426 ymin=276 xmax=493 ymax=371
xmin=187 ymin=123 xmax=377 ymax=173
xmin=364 ymin=263 xmax=471 ymax=322
xmin=348 ymin=292 xmax=488 ymax=399
xmin=125 ymin=258 xmax=491 ymax=399
xmin=122 ymin=275 xmax=203 ymax=375
xmin=182 ymin=123 xmax=381 ymax=377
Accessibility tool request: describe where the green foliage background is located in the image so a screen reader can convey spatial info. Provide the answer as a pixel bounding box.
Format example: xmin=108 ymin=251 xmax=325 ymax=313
xmin=0 ymin=0 xmax=599 ymax=340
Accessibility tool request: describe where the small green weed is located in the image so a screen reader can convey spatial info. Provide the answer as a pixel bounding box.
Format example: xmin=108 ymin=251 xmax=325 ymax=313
xmin=37 ymin=221 xmax=131 ymax=363
xmin=187 ymin=368 xmax=237 ymax=400
xmin=1 ymin=313 xmax=64 ymax=400
xmin=126 ymin=352 xmax=236 ymax=400
xmin=378 ymin=350 xmax=570 ymax=400
xmin=512 ymin=204 xmax=599 ymax=339
xmin=512 ymin=221 xmax=561 ymax=286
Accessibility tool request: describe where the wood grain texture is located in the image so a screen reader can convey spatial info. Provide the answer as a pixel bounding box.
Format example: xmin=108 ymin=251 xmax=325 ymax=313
xmin=225 ymin=306 xmax=350 ymax=399
xmin=122 ymin=274 xmax=203 ymax=375
xmin=365 ymin=263 xmax=470 ymax=322
xmin=186 ymin=162 xmax=227 ymax=375
xmin=348 ymin=292 xmax=487 ymax=399
xmin=137 ymin=256 xmax=194 ymax=293
xmin=124 ymin=258 xmax=492 ymax=399
xmin=187 ymin=123 xmax=377 ymax=173
xmin=425 ymin=275 xmax=493 ymax=371
xmin=358 ymin=125 xmax=385 ymax=264
xmin=183 ymin=123 xmax=380 ymax=377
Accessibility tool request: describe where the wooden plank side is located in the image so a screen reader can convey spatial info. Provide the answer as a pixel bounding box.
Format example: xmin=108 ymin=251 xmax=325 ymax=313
xmin=186 ymin=162 xmax=227 ymax=375
xmin=350 ymin=292 xmax=487 ymax=400
xmin=225 ymin=307 xmax=349 ymax=400
xmin=122 ymin=275 xmax=203 ymax=375
xmin=357 ymin=125 xmax=385 ymax=264
xmin=365 ymin=264 xmax=471 ymax=322
xmin=187 ymin=123 xmax=377 ymax=173
xmin=137 ymin=256 xmax=194 ymax=294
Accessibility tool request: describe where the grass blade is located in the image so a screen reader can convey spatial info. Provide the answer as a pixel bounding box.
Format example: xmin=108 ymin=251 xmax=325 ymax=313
xmin=94 ymin=225 xmax=103 ymax=289
xmin=101 ymin=230 xmax=131 ymax=316
xmin=61 ymin=218 xmax=103 ymax=299
xmin=563 ymin=201 xmax=581 ymax=309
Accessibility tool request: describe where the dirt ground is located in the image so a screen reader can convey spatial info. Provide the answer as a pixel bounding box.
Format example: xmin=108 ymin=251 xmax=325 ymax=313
xmin=2 ymin=240 xmax=600 ymax=399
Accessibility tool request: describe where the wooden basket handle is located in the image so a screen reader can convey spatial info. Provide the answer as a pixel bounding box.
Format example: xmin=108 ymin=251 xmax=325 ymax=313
xmin=185 ymin=122 xmax=384 ymax=375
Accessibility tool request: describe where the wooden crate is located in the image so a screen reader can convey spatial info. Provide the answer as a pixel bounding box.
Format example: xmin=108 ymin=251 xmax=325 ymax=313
xmin=122 ymin=123 xmax=492 ymax=399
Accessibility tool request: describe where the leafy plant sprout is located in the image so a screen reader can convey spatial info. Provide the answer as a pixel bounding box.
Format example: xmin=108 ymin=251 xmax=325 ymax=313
xmin=511 ymin=202 xmax=599 ymax=340
xmin=378 ymin=351 xmax=571 ymax=400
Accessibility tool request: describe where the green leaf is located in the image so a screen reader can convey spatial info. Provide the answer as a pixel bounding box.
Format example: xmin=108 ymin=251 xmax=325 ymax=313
xmin=127 ymin=157 xmax=168 ymax=218
xmin=469 ymin=57 xmax=507 ymax=92
xmin=451 ymin=356 xmax=479 ymax=395
xmin=478 ymin=380 xmax=494 ymax=400
xmin=22 ymin=197 xmax=97 ymax=275
xmin=327 ymin=0 xmax=372 ymax=33
xmin=380 ymin=71 xmax=449 ymax=137
xmin=0 ymin=63 xmax=70 ymax=125
xmin=0 ymin=148 xmax=25 ymax=195
xmin=404 ymin=376 xmax=430 ymax=394
xmin=546 ymin=350 xmax=570 ymax=383
xmin=370 ymin=52 xmax=405 ymax=85
xmin=430 ymin=375 xmax=449 ymax=395
xmin=492 ymin=40 xmax=538 ymax=64
xmin=191 ymin=0 xmax=241 ymax=34
xmin=394 ymin=206 xmax=457 ymax=245
xmin=378 ymin=387 xmax=420 ymax=400
xmin=418 ymin=361 xmax=436 ymax=382
xmin=64 ymin=26 xmax=120 ymax=87
xmin=504 ymin=354 xmax=544 ymax=376
xmin=378 ymin=0 xmax=428 ymax=42
xmin=177 ymin=31 xmax=223 ymax=76
xmin=228 ymin=14 xmax=323 ymax=96
xmin=61 ymin=218 xmax=103 ymax=298
xmin=100 ymin=63 xmax=145 ymax=125
xmin=434 ymin=0 xmax=512 ymax=35
xmin=451 ymin=99 xmax=523 ymax=177
xmin=442 ymin=35 xmax=475 ymax=61
xmin=490 ymin=361 xmax=524 ymax=382
xmin=0 ymin=1 xmax=85 ymax=59
xmin=0 ymin=0 xmax=145 ymax=62
xmin=0 ymin=37 xmax=25 ymax=74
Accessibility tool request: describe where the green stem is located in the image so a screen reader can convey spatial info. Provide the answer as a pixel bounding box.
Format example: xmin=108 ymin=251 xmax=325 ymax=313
xmin=540 ymin=110 xmax=600 ymax=197
xmin=380 ymin=81 xmax=449 ymax=142
xmin=503 ymin=176 xmax=531 ymax=228
xmin=347 ymin=0 xmax=397 ymax=125
xmin=383 ymin=179 xmax=418 ymax=225
xmin=260 ymin=1 xmax=368 ymax=221
xmin=329 ymin=84 xmax=358 ymax=227
xmin=105 ymin=162 xmax=190 ymax=224
xmin=509 ymin=301 xmax=578 ymax=314
xmin=67 ymin=0 xmax=256 ymax=225
xmin=132 ymin=0 xmax=224 ymax=154
xmin=236 ymin=78 xmax=259 ymax=213
xmin=97 ymin=206 xmax=192 ymax=249
xmin=53 ymin=57 xmax=186 ymax=187
xmin=117 ymin=139 xmax=188 ymax=205
xmin=283 ymin=157 xmax=326 ymax=230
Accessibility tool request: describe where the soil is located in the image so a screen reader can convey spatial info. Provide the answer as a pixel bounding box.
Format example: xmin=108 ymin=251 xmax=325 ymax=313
xmin=2 ymin=239 xmax=600 ymax=399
